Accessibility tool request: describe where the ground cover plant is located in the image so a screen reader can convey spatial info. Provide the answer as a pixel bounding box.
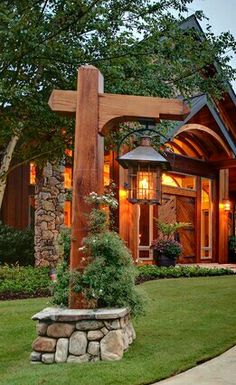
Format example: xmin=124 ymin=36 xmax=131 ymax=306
xmin=0 ymin=275 xmax=236 ymax=385
xmin=0 ymin=265 xmax=50 ymax=300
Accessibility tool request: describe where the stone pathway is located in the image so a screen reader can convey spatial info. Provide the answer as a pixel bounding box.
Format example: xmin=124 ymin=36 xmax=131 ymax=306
xmin=153 ymin=346 xmax=236 ymax=385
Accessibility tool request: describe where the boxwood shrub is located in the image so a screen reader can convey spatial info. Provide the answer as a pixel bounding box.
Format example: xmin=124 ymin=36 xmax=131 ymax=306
xmin=0 ymin=224 xmax=34 ymax=266
xmin=136 ymin=264 xmax=235 ymax=284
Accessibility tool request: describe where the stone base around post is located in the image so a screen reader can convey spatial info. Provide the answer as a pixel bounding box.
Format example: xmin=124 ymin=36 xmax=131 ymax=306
xmin=31 ymin=307 xmax=136 ymax=364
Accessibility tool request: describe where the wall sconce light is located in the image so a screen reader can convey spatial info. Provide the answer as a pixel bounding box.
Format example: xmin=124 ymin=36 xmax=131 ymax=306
xmin=223 ymin=199 xmax=231 ymax=212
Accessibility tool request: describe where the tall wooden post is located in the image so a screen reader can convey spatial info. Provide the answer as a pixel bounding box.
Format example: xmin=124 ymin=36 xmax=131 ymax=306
xmin=70 ymin=66 xmax=104 ymax=308
xmin=218 ymin=169 xmax=229 ymax=263
xmin=48 ymin=65 xmax=189 ymax=308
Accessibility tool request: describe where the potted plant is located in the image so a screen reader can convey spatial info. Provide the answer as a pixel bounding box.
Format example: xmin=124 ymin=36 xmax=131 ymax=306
xmin=151 ymin=220 xmax=190 ymax=267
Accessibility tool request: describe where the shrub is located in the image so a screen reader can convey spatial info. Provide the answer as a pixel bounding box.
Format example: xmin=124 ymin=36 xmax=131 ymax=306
xmin=0 ymin=264 xmax=51 ymax=298
xmin=51 ymin=261 xmax=70 ymax=306
xmin=57 ymin=227 xmax=71 ymax=263
xmin=136 ymin=264 xmax=235 ymax=284
xmin=52 ymin=190 xmax=143 ymax=316
xmin=0 ymin=224 xmax=34 ymax=266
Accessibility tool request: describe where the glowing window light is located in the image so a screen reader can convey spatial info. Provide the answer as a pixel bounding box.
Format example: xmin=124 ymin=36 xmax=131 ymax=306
xmin=30 ymin=163 xmax=36 ymax=185
xmin=64 ymin=167 xmax=72 ymax=189
xmin=162 ymin=173 xmax=179 ymax=187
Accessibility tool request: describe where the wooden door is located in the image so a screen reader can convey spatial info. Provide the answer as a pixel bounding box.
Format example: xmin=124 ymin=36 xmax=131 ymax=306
xmin=176 ymin=196 xmax=196 ymax=263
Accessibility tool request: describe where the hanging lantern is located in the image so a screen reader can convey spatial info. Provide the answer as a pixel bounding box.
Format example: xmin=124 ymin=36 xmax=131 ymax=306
xmin=117 ymin=137 xmax=171 ymax=204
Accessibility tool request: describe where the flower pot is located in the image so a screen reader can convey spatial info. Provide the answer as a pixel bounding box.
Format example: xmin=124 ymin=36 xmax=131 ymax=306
xmin=153 ymin=251 xmax=176 ymax=267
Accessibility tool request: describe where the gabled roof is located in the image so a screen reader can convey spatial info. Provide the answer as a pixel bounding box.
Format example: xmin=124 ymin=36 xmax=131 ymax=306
xmin=173 ymin=94 xmax=236 ymax=156
xmin=180 ymin=14 xmax=236 ymax=109
xmin=171 ymin=15 xmax=236 ymax=157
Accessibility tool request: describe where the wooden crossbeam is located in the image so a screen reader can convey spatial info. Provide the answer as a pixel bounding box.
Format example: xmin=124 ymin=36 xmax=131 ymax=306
xmin=48 ymin=90 xmax=190 ymax=131
xmin=209 ymin=159 xmax=236 ymax=169
xmin=165 ymin=152 xmax=217 ymax=178
xmin=98 ymin=94 xmax=189 ymax=133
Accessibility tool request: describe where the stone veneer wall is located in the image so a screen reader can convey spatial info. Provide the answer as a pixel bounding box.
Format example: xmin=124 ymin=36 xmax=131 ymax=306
xmin=31 ymin=307 xmax=135 ymax=364
xmin=34 ymin=162 xmax=65 ymax=267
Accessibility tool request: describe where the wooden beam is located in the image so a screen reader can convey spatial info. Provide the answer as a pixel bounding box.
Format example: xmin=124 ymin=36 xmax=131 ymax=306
xmin=99 ymin=93 xmax=190 ymax=134
xmin=165 ymin=152 xmax=217 ymax=178
xmin=162 ymin=185 xmax=196 ymax=197
xmin=210 ymin=159 xmax=236 ymax=169
xmin=175 ymin=136 xmax=203 ymax=158
xmin=166 ymin=141 xmax=188 ymax=156
xmin=48 ymin=90 xmax=77 ymax=115
xmin=48 ymin=91 xmax=190 ymax=128
xmin=174 ymin=123 xmax=232 ymax=157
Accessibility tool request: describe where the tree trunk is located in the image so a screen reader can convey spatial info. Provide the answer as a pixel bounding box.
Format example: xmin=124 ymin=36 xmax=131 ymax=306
xmin=0 ymin=134 xmax=20 ymax=210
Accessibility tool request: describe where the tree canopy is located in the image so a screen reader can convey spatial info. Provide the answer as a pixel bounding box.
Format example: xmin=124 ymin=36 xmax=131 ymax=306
xmin=0 ymin=0 xmax=235 ymax=165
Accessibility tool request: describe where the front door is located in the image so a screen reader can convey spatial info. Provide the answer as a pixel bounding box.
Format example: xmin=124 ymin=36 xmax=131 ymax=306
xmin=158 ymin=194 xmax=196 ymax=263
xmin=176 ymin=196 xmax=196 ymax=263
xmin=137 ymin=193 xmax=196 ymax=263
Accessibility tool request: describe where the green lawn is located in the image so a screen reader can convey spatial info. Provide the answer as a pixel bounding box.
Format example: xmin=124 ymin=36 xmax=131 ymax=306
xmin=1 ymin=276 xmax=236 ymax=385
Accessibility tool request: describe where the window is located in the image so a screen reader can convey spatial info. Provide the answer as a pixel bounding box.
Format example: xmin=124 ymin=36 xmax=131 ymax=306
xmin=30 ymin=163 xmax=36 ymax=185
xmin=162 ymin=172 xmax=196 ymax=190
xmin=64 ymin=167 xmax=72 ymax=189
xmin=64 ymin=201 xmax=71 ymax=227
xmin=201 ymin=178 xmax=213 ymax=259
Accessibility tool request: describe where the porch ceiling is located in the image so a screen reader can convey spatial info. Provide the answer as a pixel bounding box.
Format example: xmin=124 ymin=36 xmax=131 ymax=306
xmin=172 ymin=94 xmax=236 ymax=157
xmin=168 ymin=123 xmax=232 ymax=161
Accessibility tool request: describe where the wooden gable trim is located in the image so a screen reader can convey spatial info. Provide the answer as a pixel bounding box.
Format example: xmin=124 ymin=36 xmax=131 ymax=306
xmin=207 ymin=101 xmax=236 ymax=155
xmin=173 ymin=95 xmax=236 ymax=157
xmin=174 ymin=123 xmax=232 ymax=157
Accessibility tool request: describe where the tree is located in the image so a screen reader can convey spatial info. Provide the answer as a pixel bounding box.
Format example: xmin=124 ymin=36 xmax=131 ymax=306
xmin=0 ymin=0 xmax=235 ymax=207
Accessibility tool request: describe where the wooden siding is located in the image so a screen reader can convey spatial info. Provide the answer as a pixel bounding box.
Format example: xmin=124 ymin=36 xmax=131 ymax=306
xmin=1 ymin=164 xmax=30 ymax=229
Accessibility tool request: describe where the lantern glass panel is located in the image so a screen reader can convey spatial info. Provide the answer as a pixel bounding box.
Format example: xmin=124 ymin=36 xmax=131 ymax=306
xmin=128 ymin=164 xmax=162 ymax=204
xmin=137 ymin=170 xmax=156 ymax=200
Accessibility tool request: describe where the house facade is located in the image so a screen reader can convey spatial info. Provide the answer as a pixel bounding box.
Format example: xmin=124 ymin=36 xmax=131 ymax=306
xmin=1 ymin=15 xmax=236 ymax=267
xmin=1 ymin=86 xmax=236 ymax=266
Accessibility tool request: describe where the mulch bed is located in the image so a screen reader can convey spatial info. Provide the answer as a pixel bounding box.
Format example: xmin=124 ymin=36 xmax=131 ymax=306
xmin=0 ymin=290 xmax=51 ymax=301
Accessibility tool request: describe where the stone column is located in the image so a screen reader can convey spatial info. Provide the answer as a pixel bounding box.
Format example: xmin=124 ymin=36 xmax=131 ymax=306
xmin=34 ymin=162 xmax=65 ymax=267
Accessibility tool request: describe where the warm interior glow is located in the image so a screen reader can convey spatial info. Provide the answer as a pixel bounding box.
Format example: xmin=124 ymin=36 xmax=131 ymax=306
xmin=162 ymin=172 xmax=195 ymax=190
xmin=30 ymin=163 xmax=36 ymax=185
xmin=104 ymin=162 xmax=110 ymax=187
xmin=201 ymin=178 xmax=212 ymax=259
xmin=64 ymin=167 xmax=72 ymax=189
xmin=140 ymin=177 xmax=149 ymax=190
xmin=64 ymin=201 xmax=71 ymax=227
xmin=137 ymin=171 xmax=154 ymax=200
xmin=162 ymin=173 xmax=179 ymax=187
xmin=119 ymin=189 xmax=128 ymax=199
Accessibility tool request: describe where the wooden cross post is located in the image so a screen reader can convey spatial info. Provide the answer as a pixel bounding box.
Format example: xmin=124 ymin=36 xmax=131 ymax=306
xmin=49 ymin=65 xmax=189 ymax=308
